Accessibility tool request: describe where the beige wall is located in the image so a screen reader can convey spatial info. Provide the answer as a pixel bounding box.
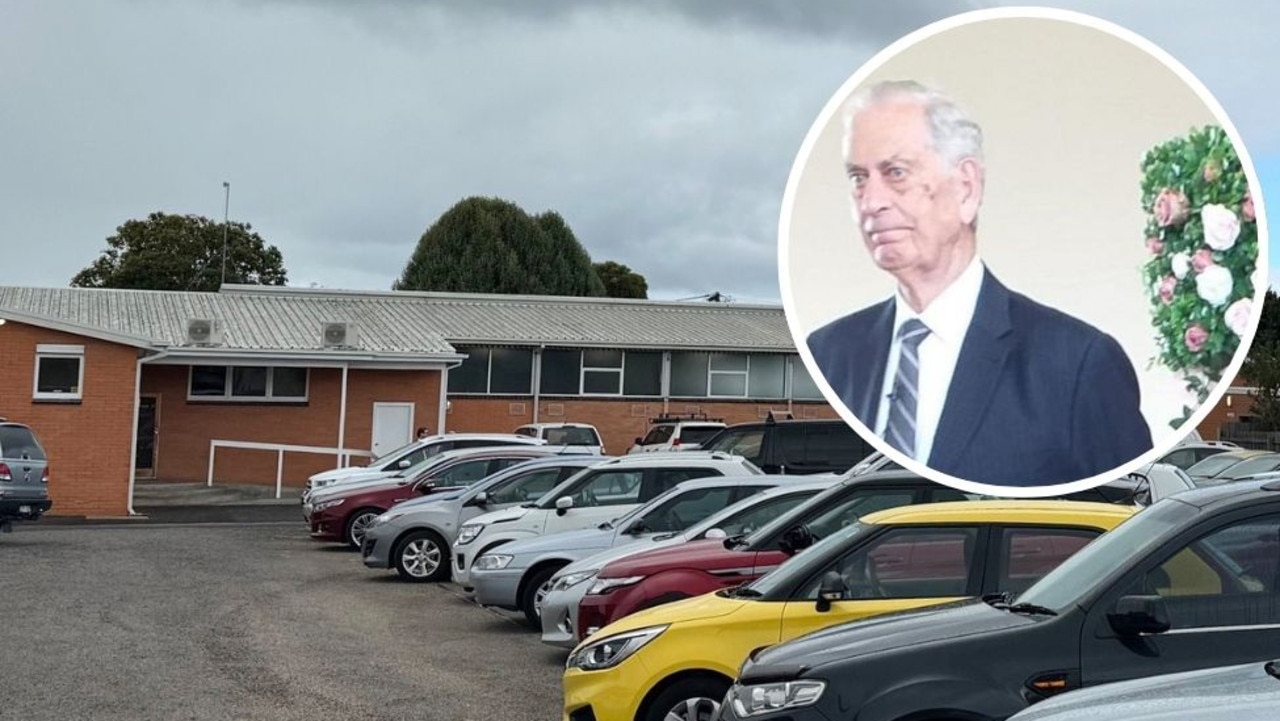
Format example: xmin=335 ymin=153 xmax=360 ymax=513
xmin=782 ymin=15 xmax=1257 ymax=441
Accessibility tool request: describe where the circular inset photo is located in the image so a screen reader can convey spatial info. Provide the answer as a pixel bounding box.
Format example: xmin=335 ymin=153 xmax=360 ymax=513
xmin=780 ymin=7 xmax=1268 ymax=496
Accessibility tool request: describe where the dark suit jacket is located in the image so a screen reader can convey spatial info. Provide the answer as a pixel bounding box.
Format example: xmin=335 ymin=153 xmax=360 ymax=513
xmin=806 ymin=269 xmax=1153 ymax=487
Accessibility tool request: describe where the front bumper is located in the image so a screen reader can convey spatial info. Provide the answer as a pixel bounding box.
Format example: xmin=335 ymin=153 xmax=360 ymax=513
xmin=308 ymin=510 xmax=345 ymax=543
xmin=361 ymin=525 xmax=395 ymax=569
xmin=0 ymin=497 xmax=52 ymax=520
xmin=471 ymin=566 xmax=525 ymax=609
xmin=563 ymin=660 xmax=655 ymax=721
xmin=542 ymin=583 xmax=591 ymax=649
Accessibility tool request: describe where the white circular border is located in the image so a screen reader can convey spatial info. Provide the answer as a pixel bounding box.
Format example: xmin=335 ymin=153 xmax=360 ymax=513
xmin=778 ymin=5 xmax=1271 ymax=499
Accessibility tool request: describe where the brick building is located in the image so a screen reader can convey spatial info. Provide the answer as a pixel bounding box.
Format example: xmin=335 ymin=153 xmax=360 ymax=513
xmin=0 ymin=285 xmax=838 ymax=517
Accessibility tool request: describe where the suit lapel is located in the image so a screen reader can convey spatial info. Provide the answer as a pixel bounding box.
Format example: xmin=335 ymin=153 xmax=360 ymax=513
xmin=928 ymin=270 xmax=1014 ymax=468
xmin=853 ymin=299 xmax=895 ymax=422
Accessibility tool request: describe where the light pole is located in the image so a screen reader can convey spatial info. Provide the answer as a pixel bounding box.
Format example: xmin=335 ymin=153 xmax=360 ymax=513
xmin=220 ymin=181 xmax=231 ymax=287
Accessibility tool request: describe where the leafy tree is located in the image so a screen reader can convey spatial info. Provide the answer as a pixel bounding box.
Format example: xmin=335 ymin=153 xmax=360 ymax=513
xmin=71 ymin=212 xmax=287 ymax=291
xmin=394 ymin=197 xmax=605 ymax=296
xmin=1242 ymin=345 xmax=1280 ymax=431
xmin=594 ymin=261 xmax=648 ymax=299
xmin=1251 ymin=289 xmax=1280 ymax=350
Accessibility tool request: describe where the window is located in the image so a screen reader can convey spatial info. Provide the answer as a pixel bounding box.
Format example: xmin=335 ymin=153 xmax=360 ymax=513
xmin=670 ymin=352 xmax=709 ymax=397
xmin=709 ymin=353 xmax=748 ymax=398
xmin=998 ymin=528 xmax=1100 ymax=595
xmin=807 ymin=526 xmax=979 ymax=600
xmin=748 ymin=354 xmax=787 ymax=399
xmin=790 ymin=359 xmax=825 ymax=400
xmin=651 ymin=468 xmax=724 ymax=499
xmin=427 ymin=459 xmax=496 ymax=487
xmin=544 ymin=427 xmax=601 ymax=446
xmin=569 ymin=470 xmax=644 ymax=507
xmin=34 ymin=344 xmax=84 ymax=401
xmin=640 ymin=426 xmax=674 ymax=446
xmin=711 ymin=493 xmax=815 ymax=538
xmin=0 ymin=425 xmax=46 ymax=460
xmin=703 ymin=428 xmax=766 ymax=465
xmin=623 ymin=352 xmax=662 ymax=396
xmin=450 ymin=347 xmax=490 ymax=393
xmin=805 ymin=489 xmax=918 ymax=540
xmin=449 ymin=347 xmax=533 ymax=394
xmin=488 ymin=468 xmax=565 ymax=505
xmin=540 ymin=349 xmax=582 ymax=395
xmin=187 ymin=365 xmax=309 ymax=401
xmin=641 ymin=487 xmax=737 ymax=533
xmin=582 ymin=349 xmax=623 ymax=395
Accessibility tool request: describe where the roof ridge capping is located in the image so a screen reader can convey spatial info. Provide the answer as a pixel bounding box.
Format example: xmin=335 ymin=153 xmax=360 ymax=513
xmin=218 ymin=284 xmax=785 ymax=311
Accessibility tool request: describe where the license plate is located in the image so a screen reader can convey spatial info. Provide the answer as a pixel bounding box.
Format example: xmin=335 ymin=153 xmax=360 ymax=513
xmin=18 ymin=505 xmax=31 ymax=514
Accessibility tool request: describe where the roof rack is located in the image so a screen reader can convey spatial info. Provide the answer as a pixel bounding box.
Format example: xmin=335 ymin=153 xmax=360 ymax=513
xmin=648 ymin=412 xmax=725 ymax=424
xmin=765 ymin=410 xmax=794 ymax=424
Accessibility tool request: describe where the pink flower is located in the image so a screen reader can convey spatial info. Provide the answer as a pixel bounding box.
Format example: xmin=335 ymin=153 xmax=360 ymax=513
xmin=1202 ymin=158 xmax=1222 ymax=183
xmin=1159 ymin=276 xmax=1177 ymax=304
xmin=1153 ymin=188 xmax=1191 ymax=227
xmin=1191 ymin=248 xmax=1216 ymax=273
xmin=1225 ymin=298 xmax=1253 ymax=337
xmin=1184 ymin=324 xmax=1209 ymax=353
xmin=1146 ymin=236 xmax=1164 ymax=255
xmin=1243 ymin=191 xmax=1255 ymax=222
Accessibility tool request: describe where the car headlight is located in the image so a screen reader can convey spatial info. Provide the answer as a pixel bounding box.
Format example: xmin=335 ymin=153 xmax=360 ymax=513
xmin=457 ymin=524 xmax=484 ymax=545
xmin=552 ymin=570 xmax=596 ymax=592
xmin=586 ymin=575 xmax=644 ymax=595
xmin=474 ymin=553 xmax=514 ymax=571
xmin=727 ymin=680 xmax=826 ymax=717
xmin=566 ymin=625 xmax=666 ymax=671
xmin=374 ymin=511 xmax=403 ymax=526
xmin=312 ymin=499 xmax=345 ymax=511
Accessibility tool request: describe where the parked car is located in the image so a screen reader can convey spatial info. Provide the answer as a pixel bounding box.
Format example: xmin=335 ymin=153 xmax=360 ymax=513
xmin=574 ymin=469 xmax=979 ymax=640
xmin=305 ymin=432 xmax=546 ymax=491
xmin=0 ymin=421 xmax=52 ymax=530
xmin=308 ymin=445 xmax=580 ymax=548
xmin=694 ymin=417 xmax=875 ymax=474
xmin=847 ymin=450 xmax=903 ymax=476
xmin=629 ymin=415 xmax=727 ymax=454
xmin=540 ymin=477 xmax=843 ymax=650
xmin=470 ymin=475 xmax=792 ymax=625
xmin=717 ymin=478 xmax=1280 ymax=721
xmin=451 ymin=452 xmax=763 ymax=589
xmin=563 ymin=500 xmax=1135 ymax=721
xmin=360 ymin=455 xmax=606 ymax=582
xmin=1198 ymin=452 xmax=1280 ymax=484
xmin=514 ymin=423 xmax=605 ymax=454
xmin=1153 ymin=441 xmax=1237 ymax=470
xmin=1007 ymin=659 xmax=1280 ymax=721
xmin=1185 ymin=448 xmax=1273 ymax=484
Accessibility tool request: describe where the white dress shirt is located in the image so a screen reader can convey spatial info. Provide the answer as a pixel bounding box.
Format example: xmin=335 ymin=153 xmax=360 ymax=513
xmin=874 ymin=256 xmax=986 ymax=464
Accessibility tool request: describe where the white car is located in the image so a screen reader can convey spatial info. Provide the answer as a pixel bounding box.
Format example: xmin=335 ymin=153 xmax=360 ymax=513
xmin=451 ymin=452 xmax=763 ymax=589
xmin=513 ymin=423 xmax=605 ymax=454
xmin=305 ymin=433 xmax=546 ymax=492
xmin=628 ymin=419 xmax=727 ymax=453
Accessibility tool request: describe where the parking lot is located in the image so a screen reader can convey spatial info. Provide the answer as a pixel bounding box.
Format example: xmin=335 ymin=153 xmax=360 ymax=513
xmin=0 ymin=522 xmax=565 ymax=721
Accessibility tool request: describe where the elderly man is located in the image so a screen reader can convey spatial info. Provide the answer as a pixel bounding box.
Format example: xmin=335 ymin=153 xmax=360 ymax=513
xmin=806 ymin=80 xmax=1152 ymax=487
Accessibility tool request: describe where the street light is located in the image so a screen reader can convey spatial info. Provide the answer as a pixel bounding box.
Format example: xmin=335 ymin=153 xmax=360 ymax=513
xmin=220 ymin=181 xmax=231 ymax=287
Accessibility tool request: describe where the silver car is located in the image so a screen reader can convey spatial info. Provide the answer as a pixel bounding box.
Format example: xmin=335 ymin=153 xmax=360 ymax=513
xmin=360 ymin=455 xmax=605 ymax=582
xmin=0 ymin=421 xmax=51 ymax=529
xmin=538 ymin=477 xmax=842 ymax=648
xmin=469 ymin=475 xmax=792 ymax=625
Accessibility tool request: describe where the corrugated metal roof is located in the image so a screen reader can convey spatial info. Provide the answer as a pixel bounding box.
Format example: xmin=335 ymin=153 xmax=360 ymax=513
xmin=0 ymin=285 xmax=797 ymax=354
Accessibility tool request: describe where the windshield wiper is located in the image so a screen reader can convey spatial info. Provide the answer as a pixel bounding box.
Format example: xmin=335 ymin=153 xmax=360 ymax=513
xmin=727 ymin=586 xmax=763 ymax=598
xmin=519 ymin=502 xmax=538 ymax=508
xmin=597 ymin=521 xmax=614 ymax=530
xmin=983 ymin=593 xmax=1057 ymax=616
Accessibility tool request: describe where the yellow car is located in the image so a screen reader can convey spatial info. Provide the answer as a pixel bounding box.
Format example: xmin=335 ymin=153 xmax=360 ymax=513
xmin=562 ymin=500 xmax=1136 ymax=721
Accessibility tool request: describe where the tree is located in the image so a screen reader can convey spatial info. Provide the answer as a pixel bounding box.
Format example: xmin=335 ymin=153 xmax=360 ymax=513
xmin=394 ymin=197 xmax=606 ymax=297
xmin=593 ymin=261 xmax=648 ymax=299
xmin=71 ymin=212 xmax=287 ymax=292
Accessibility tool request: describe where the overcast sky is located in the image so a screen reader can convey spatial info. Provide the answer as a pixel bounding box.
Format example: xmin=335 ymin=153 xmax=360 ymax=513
xmin=2 ymin=0 xmax=1275 ymax=302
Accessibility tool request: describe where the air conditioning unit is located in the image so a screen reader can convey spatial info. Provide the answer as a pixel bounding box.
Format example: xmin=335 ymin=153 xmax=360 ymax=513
xmin=186 ymin=318 xmax=224 ymax=346
xmin=321 ymin=322 xmax=358 ymax=349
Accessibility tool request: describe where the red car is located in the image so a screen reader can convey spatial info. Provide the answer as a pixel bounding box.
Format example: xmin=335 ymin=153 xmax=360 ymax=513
xmin=576 ymin=470 xmax=971 ymax=639
xmin=308 ymin=446 xmax=580 ymax=548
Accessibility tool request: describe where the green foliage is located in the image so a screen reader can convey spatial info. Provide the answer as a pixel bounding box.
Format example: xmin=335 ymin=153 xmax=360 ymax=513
xmin=594 ymin=261 xmax=648 ymax=299
xmin=1139 ymin=125 xmax=1258 ymax=427
xmin=71 ymin=212 xmax=288 ymax=292
xmin=394 ymin=197 xmax=607 ymax=297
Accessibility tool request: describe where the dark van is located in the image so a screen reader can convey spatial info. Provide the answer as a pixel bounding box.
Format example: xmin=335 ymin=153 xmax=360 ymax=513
xmin=697 ymin=417 xmax=874 ymax=475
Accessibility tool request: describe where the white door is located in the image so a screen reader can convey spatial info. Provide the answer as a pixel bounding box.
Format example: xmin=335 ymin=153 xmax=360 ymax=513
xmin=371 ymin=403 xmax=414 ymax=458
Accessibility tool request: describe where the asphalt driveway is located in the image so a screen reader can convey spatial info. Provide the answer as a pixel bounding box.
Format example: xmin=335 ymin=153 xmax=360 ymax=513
xmin=0 ymin=522 xmax=566 ymax=720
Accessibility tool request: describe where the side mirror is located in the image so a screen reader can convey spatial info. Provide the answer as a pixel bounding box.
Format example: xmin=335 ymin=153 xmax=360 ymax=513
xmin=397 ymin=459 xmax=411 ymax=469
xmin=704 ymin=528 xmax=727 ymax=540
xmin=778 ymin=525 xmax=814 ymax=556
xmin=625 ymin=518 xmax=649 ymax=535
xmin=1107 ymin=595 xmax=1171 ymax=636
xmin=815 ymin=571 xmax=847 ymax=613
xmin=415 ymin=479 xmax=438 ymax=495
xmin=466 ymin=491 xmax=489 ymax=507
xmin=555 ymin=496 xmax=574 ymax=516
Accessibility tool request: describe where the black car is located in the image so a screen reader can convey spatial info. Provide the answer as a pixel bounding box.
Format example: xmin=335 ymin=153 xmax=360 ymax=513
xmin=697 ymin=417 xmax=875 ymax=475
xmin=718 ymin=479 xmax=1280 ymax=721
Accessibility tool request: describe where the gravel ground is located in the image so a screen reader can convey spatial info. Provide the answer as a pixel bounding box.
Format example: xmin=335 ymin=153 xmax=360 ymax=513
xmin=0 ymin=522 xmax=567 ymax=721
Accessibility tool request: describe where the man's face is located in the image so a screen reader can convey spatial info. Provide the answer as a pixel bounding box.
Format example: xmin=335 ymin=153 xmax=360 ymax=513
xmin=844 ymin=100 xmax=969 ymax=277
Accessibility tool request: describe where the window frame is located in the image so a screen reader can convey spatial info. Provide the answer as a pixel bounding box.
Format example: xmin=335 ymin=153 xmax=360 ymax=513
xmin=580 ymin=349 xmax=625 ymax=397
xmin=33 ymin=344 xmax=86 ymax=401
xmin=186 ymin=365 xmax=310 ymax=402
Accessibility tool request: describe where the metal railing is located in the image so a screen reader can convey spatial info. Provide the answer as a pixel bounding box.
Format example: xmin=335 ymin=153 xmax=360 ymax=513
xmin=1219 ymin=424 xmax=1280 ymax=451
xmin=206 ymin=440 xmax=375 ymax=498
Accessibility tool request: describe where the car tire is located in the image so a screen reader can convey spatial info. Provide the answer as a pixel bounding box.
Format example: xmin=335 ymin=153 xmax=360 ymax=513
xmin=644 ymin=676 xmax=730 ymax=721
xmin=344 ymin=508 xmax=381 ymax=550
xmin=393 ymin=530 xmax=450 ymax=583
xmin=520 ymin=564 xmax=563 ymax=628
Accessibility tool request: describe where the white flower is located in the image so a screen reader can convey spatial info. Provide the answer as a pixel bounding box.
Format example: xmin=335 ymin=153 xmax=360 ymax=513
xmin=1202 ymin=204 xmax=1241 ymax=251
xmin=1196 ymin=265 xmax=1234 ymax=307
xmin=1225 ymin=298 xmax=1253 ymax=337
xmin=1171 ymin=252 xmax=1191 ymax=279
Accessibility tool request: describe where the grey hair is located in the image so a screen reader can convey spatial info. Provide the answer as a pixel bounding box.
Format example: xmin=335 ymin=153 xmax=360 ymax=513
xmin=841 ymin=80 xmax=984 ymax=172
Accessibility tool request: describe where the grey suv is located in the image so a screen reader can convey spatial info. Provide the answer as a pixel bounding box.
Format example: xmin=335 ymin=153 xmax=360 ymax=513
xmin=0 ymin=421 xmax=52 ymax=530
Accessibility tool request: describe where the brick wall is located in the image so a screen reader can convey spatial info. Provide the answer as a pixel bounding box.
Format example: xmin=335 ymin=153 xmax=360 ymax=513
xmin=446 ymin=396 xmax=840 ymax=456
xmin=0 ymin=322 xmax=137 ymax=517
xmin=1197 ymin=390 xmax=1255 ymax=440
xmin=142 ymin=366 xmax=441 ymax=487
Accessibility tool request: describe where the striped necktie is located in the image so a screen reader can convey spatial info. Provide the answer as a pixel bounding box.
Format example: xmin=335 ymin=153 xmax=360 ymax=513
xmin=885 ymin=318 xmax=930 ymax=458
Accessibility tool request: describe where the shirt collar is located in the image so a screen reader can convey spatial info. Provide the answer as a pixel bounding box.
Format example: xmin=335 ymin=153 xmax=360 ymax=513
xmin=892 ymin=255 xmax=986 ymax=344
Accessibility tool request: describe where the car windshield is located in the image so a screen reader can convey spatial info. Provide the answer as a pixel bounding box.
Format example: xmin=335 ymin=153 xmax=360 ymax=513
xmin=1188 ymin=453 xmax=1258 ymax=478
xmin=1014 ymin=498 xmax=1199 ymax=612
xmin=679 ymin=426 xmax=724 ymax=445
xmin=739 ymin=480 xmax=851 ymax=549
xmin=1220 ymin=455 xmax=1280 ymax=480
xmin=371 ymin=438 xmax=421 ymax=463
xmin=745 ymin=522 xmax=874 ymax=597
xmin=0 ymin=426 xmax=46 ymax=461
xmin=544 ymin=427 xmax=600 ymax=446
xmin=701 ymin=429 xmax=764 ymax=457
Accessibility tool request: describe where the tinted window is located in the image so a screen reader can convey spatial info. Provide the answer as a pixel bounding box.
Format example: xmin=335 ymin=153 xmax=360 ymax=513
xmin=639 ymin=487 xmax=737 ymax=533
xmin=567 ymin=470 xmax=644 ymax=507
xmin=928 ymin=486 xmax=982 ymax=503
xmin=1160 ymin=448 xmax=1197 ymax=470
xmin=0 ymin=426 xmax=45 ymax=461
xmin=490 ymin=348 xmax=533 ymax=394
xmin=775 ymin=423 xmax=870 ymax=472
xmin=544 ymin=427 xmax=601 ymax=446
xmin=706 ymin=492 xmax=817 ymax=538
xmin=703 ymin=428 xmax=765 ymax=464
xmin=622 ymin=352 xmax=662 ymax=396
xmin=641 ymin=426 xmax=674 ymax=446
xmin=998 ymin=527 xmax=1100 ymax=595
xmin=1187 ymin=453 xmax=1257 ymax=478
xmin=649 ymin=468 xmax=722 ymax=499
xmin=678 ymin=426 xmax=723 ymax=446
xmin=231 ymin=366 xmax=268 ymax=397
xmin=803 ymin=526 xmax=980 ymax=600
xmin=36 ymin=357 xmax=80 ymax=394
xmin=1219 ymin=455 xmax=1280 ymax=480
xmin=804 ymin=489 xmax=917 ymax=540
xmin=191 ymin=366 xmax=227 ymax=396
xmin=488 ymin=468 xmax=563 ymax=505
xmin=430 ymin=459 xmax=494 ymax=486
xmin=272 ymin=368 xmax=307 ymax=397
xmin=540 ymin=349 xmax=581 ymax=394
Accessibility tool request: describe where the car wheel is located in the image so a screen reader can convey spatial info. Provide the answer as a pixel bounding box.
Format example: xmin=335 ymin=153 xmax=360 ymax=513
xmin=394 ymin=530 xmax=450 ymax=583
xmin=344 ymin=508 xmax=381 ymax=549
xmin=520 ymin=564 xmax=563 ymax=628
xmin=644 ymin=677 xmax=730 ymax=721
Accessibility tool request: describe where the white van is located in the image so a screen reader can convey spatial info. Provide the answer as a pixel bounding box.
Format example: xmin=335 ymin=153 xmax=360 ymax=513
xmin=513 ymin=423 xmax=605 ymax=454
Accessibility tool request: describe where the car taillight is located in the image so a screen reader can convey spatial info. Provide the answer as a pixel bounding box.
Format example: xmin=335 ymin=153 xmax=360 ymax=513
xmin=0 ymin=463 xmax=9 ymax=481
xmin=41 ymin=466 xmax=48 ymax=484
xmin=672 ymin=438 xmax=681 ymax=446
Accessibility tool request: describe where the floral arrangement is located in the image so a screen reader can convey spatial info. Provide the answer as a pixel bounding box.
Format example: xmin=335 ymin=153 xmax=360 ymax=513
xmin=1141 ymin=124 xmax=1258 ymax=428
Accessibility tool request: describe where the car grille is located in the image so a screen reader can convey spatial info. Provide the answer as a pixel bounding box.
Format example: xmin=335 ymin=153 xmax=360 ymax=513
xmin=455 ymin=553 xmax=465 ymax=569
